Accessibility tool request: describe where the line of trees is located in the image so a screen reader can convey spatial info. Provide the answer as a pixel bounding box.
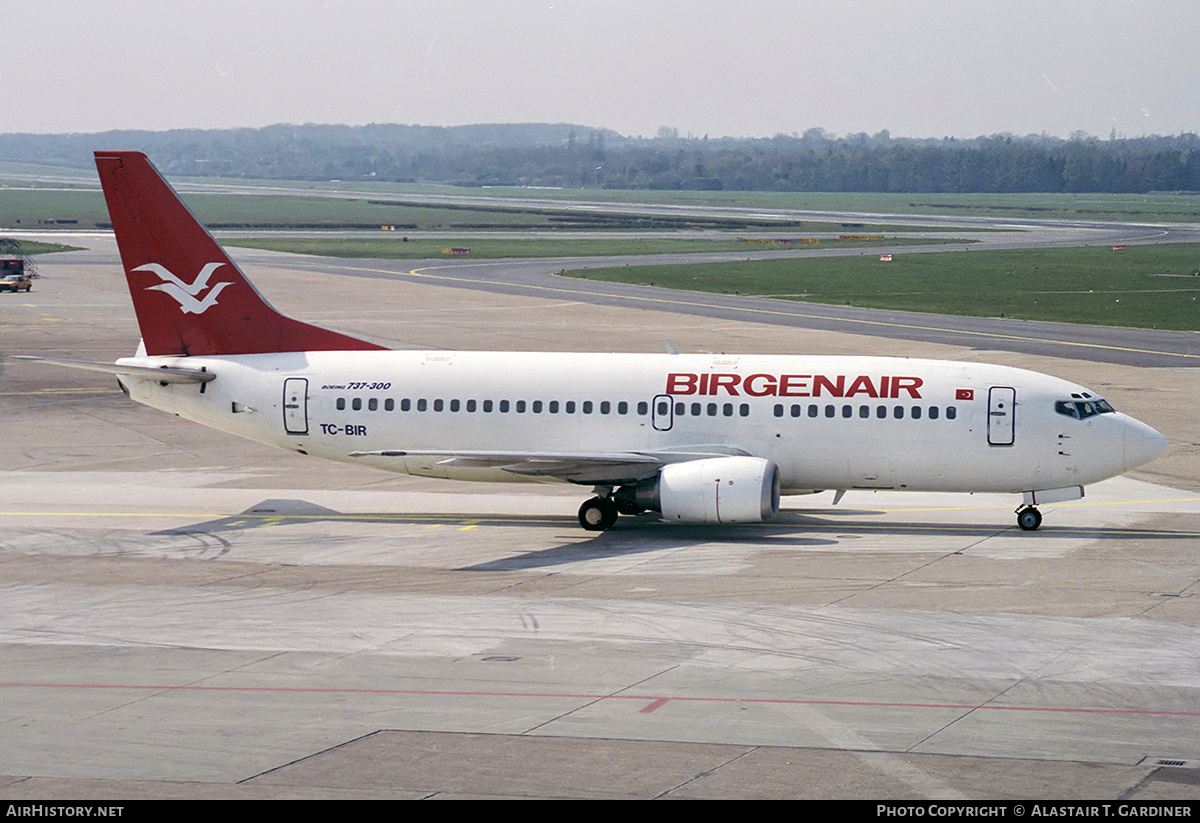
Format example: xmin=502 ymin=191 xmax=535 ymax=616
xmin=4 ymin=124 xmax=1200 ymax=193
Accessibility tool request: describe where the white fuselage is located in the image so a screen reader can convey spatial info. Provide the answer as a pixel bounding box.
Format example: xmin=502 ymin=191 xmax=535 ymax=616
xmin=116 ymin=350 xmax=1166 ymax=497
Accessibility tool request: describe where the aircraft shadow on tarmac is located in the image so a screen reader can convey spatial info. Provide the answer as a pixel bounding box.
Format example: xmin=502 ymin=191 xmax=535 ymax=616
xmin=148 ymin=498 xmax=1196 ymax=571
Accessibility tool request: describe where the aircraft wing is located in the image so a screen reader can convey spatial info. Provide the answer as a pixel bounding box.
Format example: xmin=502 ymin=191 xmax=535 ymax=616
xmin=9 ymin=355 xmax=215 ymax=384
xmin=347 ymin=447 xmax=750 ymax=484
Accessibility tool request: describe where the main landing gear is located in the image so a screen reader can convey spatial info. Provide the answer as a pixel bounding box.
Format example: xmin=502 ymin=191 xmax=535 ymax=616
xmin=578 ymin=487 xmax=643 ymax=531
xmin=578 ymin=496 xmax=618 ymax=531
xmin=1016 ymin=505 xmax=1043 ymax=531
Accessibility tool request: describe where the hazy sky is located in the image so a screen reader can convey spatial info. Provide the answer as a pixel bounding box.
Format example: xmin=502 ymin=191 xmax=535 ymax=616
xmin=8 ymin=0 xmax=1199 ymax=139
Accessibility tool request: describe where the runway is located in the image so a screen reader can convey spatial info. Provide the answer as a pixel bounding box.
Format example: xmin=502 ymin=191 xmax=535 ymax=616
xmin=2 ymin=238 xmax=1199 ymax=799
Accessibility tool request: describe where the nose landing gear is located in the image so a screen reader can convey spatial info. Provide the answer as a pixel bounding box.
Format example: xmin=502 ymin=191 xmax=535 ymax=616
xmin=1016 ymin=505 xmax=1042 ymax=531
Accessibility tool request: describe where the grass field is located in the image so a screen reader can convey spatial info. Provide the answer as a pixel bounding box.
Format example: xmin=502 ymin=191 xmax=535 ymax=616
xmin=7 ymin=160 xmax=1200 ymax=225
xmin=0 ymin=189 xmax=577 ymax=231
xmin=0 ymin=188 xmax=906 ymax=233
xmin=565 ymin=244 xmax=1200 ymax=331
xmin=0 ymin=239 xmax=82 ymax=255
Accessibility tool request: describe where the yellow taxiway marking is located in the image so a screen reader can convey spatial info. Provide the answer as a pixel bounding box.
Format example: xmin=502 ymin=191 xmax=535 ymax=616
xmin=340 ymin=262 xmax=1200 ymax=362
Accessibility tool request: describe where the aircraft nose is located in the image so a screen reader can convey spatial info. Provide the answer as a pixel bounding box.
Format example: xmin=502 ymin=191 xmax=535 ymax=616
xmin=1123 ymin=417 xmax=1168 ymax=471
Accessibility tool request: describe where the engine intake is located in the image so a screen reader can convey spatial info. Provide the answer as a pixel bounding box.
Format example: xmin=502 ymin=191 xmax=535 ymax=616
xmin=636 ymin=456 xmax=780 ymax=524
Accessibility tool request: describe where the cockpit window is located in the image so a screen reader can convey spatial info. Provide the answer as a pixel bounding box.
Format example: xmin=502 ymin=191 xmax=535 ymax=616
xmin=1055 ymin=399 xmax=1116 ymax=419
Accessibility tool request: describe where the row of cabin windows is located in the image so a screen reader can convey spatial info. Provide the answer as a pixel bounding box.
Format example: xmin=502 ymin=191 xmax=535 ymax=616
xmin=337 ymin=397 xmax=648 ymax=416
xmin=774 ymin=403 xmax=958 ymax=420
xmin=666 ymin=401 xmax=751 ymax=418
xmin=334 ymin=396 xmax=958 ymax=423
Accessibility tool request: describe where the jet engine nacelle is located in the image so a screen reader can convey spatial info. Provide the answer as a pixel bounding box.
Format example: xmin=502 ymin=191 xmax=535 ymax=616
xmin=640 ymin=456 xmax=781 ymax=524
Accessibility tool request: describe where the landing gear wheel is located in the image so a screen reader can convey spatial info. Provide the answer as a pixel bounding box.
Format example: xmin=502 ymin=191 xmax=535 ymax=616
xmin=1016 ymin=506 xmax=1042 ymax=531
xmin=578 ymin=496 xmax=618 ymax=531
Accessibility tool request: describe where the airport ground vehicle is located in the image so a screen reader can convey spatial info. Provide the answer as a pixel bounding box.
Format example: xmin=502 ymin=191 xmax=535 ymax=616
xmin=0 ymin=264 xmax=32 ymax=292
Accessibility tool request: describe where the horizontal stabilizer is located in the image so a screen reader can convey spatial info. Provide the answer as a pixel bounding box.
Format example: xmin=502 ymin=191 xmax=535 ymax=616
xmin=10 ymin=355 xmax=216 ymax=384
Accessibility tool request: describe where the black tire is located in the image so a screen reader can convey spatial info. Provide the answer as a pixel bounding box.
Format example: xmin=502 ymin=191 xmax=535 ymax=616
xmin=578 ymin=497 xmax=618 ymax=531
xmin=1017 ymin=507 xmax=1042 ymax=531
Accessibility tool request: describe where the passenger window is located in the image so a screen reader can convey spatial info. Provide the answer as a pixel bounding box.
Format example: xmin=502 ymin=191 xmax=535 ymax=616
xmin=384 ymin=398 xmax=395 ymax=411
xmin=707 ymin=403 xmax=718 ymax=416
xmin=368 ymin=398 xmax=378 ymax=411
xmin=549 ymin=400 xmax=559 ymax=413
xmin=692 ymin=403 xmax=702 ymax=416
xmin=583 ymin=401 xmax=593 ymax=414
xmin=336 ymin=398 xmax=346 ymax=410
xmin=739 ymin=404 xmax=749 ymax=417
xmin=723 ymin=403 xmax=733 ymax=417
xmin=449 ymin=399 xmax=460 ymax=412
xmin=842 ymin=405 xmax=852 ymax=418
xmin=637 ymin=402 xmax=648 ymax=415
xmin=929 ymin=406 xmax=939 ymax=420
xmin=417 ymin=399 xmax=427 ymax=412
xmin=947 ymin=406 xmax=957 ymax=420
xmin=859 ymin=405 xmax=870 ymax=418
xmin=566 ymin=401 xmax=577 ymax=414
xmin=825 ymin=405 xmax=835 ymax=418
xmin=600 ymin=401 xmax=611 ymax=414
xmin=911 ymin=406 xmax=922 ymax=419
xmin=618 ymin=401 xmax=628 ymax=415
xmin=483 ymin=400 xmax=494 ymax=413
xmin=774 ymin=404 xmax=784 ymax=418
xmin=433 ymin=399 xmax=444 ymax=412
xmin=532 ymin=400 xmax=543 ymax=413
xmin=893 ymin=406 xmax=904 ymax=419
xmin=466 ymin=399 xmax=477 ymax=412
xmin=675 ymin=402 xmax=686 ymax=415
xmin=499 ymin=400 xmax=509 ymax=413
xmin=352 ymin=398 xmax=362 ymax=411
xmin=516 ymin=400 xmax=526 ymax=413
xmin=401 ymin=398 xmax=411 ymax=411
xmin=808 ymin=405 xmax=818 ymax=418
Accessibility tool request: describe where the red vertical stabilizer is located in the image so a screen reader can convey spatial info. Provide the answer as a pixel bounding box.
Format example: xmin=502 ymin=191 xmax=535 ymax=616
xmin=95 ymin=151 xmax=387 ymax=356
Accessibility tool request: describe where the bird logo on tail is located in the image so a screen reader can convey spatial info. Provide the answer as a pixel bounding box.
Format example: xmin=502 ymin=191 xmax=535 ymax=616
xmin=134 ymin=262 xmax=233 ymax=314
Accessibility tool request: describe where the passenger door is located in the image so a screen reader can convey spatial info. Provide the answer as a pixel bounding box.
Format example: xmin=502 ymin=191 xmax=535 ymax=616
xmin=987 ymin=386 xmax=1015 ymax=446
xmin=283 ymin=378 xmax=309 ymax=435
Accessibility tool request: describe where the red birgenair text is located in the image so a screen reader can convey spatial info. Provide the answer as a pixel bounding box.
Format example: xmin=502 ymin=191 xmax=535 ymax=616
xmin=665 ymin=372 xmax=924 ymax=399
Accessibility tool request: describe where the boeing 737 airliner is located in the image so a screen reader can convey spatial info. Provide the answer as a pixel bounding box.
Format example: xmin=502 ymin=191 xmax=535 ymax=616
xmin=22 ymin=152 xmax=1169 ymax=531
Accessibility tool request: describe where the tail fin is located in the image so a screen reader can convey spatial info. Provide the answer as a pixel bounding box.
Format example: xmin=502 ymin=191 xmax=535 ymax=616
xmin=94 ymin=151 xmax=386 ymax=356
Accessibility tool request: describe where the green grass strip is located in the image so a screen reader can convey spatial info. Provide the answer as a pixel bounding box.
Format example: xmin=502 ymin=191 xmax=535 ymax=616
xmin=565 ymin=244 xmax=1200 ymax=331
